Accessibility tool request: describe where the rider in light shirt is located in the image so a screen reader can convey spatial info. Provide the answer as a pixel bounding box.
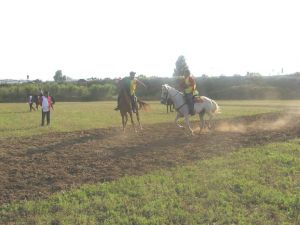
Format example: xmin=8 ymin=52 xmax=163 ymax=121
xmin=181 ymin=70 xmax=197 ymax=115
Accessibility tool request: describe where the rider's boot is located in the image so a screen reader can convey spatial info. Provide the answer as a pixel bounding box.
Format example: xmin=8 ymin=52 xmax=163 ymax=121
xmin=132 ymin=105 xmax=136 ymax=113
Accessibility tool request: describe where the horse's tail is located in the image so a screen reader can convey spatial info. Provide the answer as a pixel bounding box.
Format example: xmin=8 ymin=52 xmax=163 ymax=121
xmin=212 ymin=100 xmax=221 ymax=114
xmin=137 ymin=100 xmax=150 ymax=111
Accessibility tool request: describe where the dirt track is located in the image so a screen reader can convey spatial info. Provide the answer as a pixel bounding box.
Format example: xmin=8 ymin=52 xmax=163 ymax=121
xmin=1 ymin=111 xmax=300 ymax=205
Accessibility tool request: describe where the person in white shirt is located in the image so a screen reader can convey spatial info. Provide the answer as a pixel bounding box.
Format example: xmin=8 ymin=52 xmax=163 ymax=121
xmin=40 ymin=91 xmax=53 ymax=126
xmin=28 ymin=95 xmax=35 ymax=112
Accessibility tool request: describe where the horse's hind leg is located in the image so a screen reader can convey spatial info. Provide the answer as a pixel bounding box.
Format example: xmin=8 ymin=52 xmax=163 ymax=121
xmin=207 ymin=112 xmax=214 ymax=130
xmin=129 ymin=112 xmax=136 ymax=132
xmin=135 ymin=110 xmax=142 ymax=130
xmin=199 ymin=111 xmax=205 ymax=134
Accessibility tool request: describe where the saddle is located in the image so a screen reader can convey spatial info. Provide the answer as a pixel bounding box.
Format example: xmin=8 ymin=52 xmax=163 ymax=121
xmin=193 ymin=96 xmax=204 ymax=103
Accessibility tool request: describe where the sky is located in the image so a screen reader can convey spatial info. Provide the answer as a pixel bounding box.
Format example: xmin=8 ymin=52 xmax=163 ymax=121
xmin=0 ymin=0 xmax=299 ymax=81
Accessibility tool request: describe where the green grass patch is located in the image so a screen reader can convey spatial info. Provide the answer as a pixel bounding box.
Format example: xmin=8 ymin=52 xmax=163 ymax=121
xmin=1 ymin=139 xmax=299 ymax=224
xmin=0 ymin=100 xmax=293 ymax=138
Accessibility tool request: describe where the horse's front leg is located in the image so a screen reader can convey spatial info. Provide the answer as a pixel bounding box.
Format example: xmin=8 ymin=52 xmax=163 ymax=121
xmin=125 ymin=114 xmax=128 ymax=127
xmin=175 ymin=113 xmax=184 ymax=129
xmin=121 ymin=113 xmax=126 ymax=132
xmin=184 ymin=115 xmax=194 ymax=135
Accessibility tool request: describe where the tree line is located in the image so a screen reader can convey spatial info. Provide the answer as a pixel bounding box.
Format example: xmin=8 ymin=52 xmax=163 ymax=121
xmin=0 ymin=73 xmax=300 ymax=103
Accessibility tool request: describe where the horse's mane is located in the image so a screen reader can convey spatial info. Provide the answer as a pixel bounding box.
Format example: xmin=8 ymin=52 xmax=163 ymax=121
xmin=164 ymin=84 xmax=183 ymax=96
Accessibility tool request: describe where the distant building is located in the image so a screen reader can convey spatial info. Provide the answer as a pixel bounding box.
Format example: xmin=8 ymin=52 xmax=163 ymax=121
xmin=0 ymin=79 xmax=34 ymax=84
xmin=77 ymin=79 xmax=87 ymax=84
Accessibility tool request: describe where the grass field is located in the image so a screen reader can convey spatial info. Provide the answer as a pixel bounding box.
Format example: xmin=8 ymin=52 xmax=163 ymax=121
xmin=0 ymin=100 xmax=300 ymax=224
xmin=1 ymin=139 xmax=299 ymax=224
xmin=1 ymin=100 xmax=299 ymax=138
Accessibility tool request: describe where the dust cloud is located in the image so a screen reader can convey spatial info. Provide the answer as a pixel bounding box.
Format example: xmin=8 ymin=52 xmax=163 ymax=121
xmin=215 ymin=111 xmax=298 ymax=133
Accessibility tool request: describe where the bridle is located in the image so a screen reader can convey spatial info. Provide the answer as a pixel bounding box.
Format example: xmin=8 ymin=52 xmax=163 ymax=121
xmin=162 ymin=87 xmax=179 ymax=102
xmin=163 ymin=87 xmax=186 ymax=112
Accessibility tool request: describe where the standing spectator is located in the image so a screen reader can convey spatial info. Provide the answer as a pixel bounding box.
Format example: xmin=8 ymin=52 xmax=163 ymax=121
xmin=28 ymin=94 xmax=35 ymax=112
xmin=40 ymin=91 xmax=52 ymax=126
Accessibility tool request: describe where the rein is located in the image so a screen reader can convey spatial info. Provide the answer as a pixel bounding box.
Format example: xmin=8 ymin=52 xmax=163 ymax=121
xmin=175 ymin=103 xmax=187 ymax=111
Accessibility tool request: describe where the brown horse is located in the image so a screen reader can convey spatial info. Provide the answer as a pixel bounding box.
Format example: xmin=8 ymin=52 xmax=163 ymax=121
xmin=118 ymin=89 xmax=148 ymax=132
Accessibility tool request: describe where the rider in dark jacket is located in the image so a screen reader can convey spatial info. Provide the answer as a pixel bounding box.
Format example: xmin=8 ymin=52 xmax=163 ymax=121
xmin=115 ymin=71 xmax=146 ymax=112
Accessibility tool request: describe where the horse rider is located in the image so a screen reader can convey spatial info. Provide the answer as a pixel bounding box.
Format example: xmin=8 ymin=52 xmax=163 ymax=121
xmin=115 ymin=71 xmax=146 ymax=113
xmin=181 ymin=69 xmax=197 ymax=115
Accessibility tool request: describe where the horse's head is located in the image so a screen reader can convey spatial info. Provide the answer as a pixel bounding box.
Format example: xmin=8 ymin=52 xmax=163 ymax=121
xmin=160 ymin=84 xmax=169 ymax=105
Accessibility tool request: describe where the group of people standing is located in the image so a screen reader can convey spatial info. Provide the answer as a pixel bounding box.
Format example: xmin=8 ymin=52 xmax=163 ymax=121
xmin=28 ymin=91 xmax=55 ymax=126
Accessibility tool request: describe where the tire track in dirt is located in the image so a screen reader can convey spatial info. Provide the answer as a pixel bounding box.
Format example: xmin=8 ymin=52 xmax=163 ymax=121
xmin=0 ymin=111 xmax=300 ymax=205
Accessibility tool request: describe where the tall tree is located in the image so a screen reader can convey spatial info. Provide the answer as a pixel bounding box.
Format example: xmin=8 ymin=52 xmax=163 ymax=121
xmin=53 ymin=70 xmax=66 ymax=82
xmin=173 ymin=55 xmax=189 ymax=77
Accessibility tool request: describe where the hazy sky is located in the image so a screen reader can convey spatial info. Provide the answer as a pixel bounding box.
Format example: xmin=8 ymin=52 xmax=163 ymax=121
xmin=0 ymin=0 xmax=299 ymax=80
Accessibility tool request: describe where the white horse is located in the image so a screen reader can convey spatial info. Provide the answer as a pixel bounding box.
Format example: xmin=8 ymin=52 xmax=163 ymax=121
xmin=160 ymin=84 xmax=220 ymax=135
